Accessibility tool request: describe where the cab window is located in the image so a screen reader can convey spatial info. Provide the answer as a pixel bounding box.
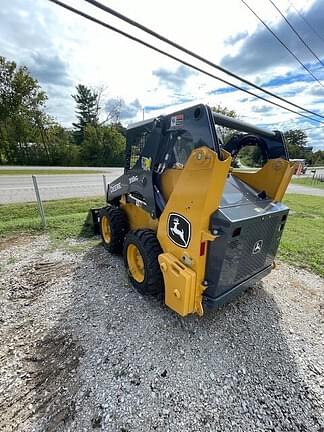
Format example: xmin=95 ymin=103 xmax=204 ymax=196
xmin=173 ymin=131 xmax=194 ymax=165
xmin=167 ymin=130 xmax=194 ymax=168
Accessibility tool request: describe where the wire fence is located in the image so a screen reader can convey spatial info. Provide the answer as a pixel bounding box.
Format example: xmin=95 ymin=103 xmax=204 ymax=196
xmin=30 ymin=174 xmax=108 ymax=228
xmin=311 ymin=173 xmax=324 ymax=184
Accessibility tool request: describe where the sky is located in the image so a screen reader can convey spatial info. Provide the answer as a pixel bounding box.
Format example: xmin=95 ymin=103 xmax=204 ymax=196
xmin=1 ymin=0 xmax=324 ymax=150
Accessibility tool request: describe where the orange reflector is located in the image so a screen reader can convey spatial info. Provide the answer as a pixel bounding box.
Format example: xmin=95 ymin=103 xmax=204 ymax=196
xmin=200 ymin=241 xmax=206 ymax=256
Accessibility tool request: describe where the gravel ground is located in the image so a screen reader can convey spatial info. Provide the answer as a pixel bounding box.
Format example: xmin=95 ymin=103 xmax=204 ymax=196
xmin=0 ymin=235 xmax=323 ymax=432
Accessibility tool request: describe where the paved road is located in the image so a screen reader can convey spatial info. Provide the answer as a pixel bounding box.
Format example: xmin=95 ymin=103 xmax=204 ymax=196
xmin=0 ymin=170 xmax=323 ymax=204
xmin=0 ymin=165 xmax=112 ymax=171
xmin=0 ymin=169 xmax=123 ymax=204
xmin=287 ymin=183 xmax=324 ymax=196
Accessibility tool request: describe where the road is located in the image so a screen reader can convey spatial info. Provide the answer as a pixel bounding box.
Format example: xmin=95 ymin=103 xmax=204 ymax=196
xmin=288 ymin=183 xmax=324 ymax=196
xmin=0 ymin=165 xmax=112 ymax=171
xmin=0 ymin=170 xmax=323 ymax=204
xmin=0 ymin=169 xmax=123 ymax=204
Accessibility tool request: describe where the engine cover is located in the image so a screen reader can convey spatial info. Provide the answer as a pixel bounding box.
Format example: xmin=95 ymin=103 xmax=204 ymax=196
xmin=203 ymin=176 xmax=289 ymax=308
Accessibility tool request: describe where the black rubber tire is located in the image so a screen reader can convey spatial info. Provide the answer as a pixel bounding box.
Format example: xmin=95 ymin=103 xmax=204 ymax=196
xmin=99 ymin=206 xmax=128 ymax=254
xmin=123 ymin=229 xmax=164 ymax=295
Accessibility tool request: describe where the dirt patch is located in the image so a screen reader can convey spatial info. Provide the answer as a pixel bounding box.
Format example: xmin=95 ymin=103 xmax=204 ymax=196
xmin=5 ymin=260 xmax=72 ymax=303
xmin=1 ymin=331 xmax=83 ymax=431
xmin=0 ymin=241 xmax=84 ymax=431
xmin=0 ymin=234 xmax=33 ymax=252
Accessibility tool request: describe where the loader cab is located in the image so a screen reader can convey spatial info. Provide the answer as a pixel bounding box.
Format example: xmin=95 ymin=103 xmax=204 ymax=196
xmin=156 ymin=104 xmax=223 ymax=201
xmin=122 ymin=104 xmax=223 ymax=207
xmin=124 ymin=104 xmax=222 ymax=173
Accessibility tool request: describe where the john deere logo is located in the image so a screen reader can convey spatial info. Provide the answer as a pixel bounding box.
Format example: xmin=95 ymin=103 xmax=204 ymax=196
xmin=167 ymin=213 xmax=191 ymax=248
xmin=252 ymin=240 xmax=263 ymax=254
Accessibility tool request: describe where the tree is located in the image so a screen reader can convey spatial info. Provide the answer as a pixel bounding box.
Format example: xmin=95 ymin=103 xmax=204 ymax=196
xmin=210 ymin=104 xmax=238 ymax=144
xmin=308 ymin=150 xmax=324 ymax=166
xmin=72 ymin=84 xmax=99 ymax=144
xmin=0 ymin=56 xmax=47 ymax=164
xmin=283 ymin=129 xmax=308 ymax=159
xmin=81 ymin=124 xmax=126 ymax=166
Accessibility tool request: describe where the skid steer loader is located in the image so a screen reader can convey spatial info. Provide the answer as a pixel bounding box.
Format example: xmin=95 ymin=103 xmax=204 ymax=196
xmin=94 ymin=104 xmax=294 ymax=317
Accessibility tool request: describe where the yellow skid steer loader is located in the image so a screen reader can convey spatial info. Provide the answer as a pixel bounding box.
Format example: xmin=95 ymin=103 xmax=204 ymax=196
xmin=93 ymin=104 xmax=294 ymax=316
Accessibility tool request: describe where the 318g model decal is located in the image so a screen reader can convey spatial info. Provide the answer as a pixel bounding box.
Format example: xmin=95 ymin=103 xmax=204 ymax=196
xmin=167 ymin=213 xmax=191 ymax=248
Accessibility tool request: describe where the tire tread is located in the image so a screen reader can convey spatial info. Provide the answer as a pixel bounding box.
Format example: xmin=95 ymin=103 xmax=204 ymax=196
xmin=123 ymin=229 xmax=164 ymax=295
xmin=99 ymin=206 xmax=128 ymax=254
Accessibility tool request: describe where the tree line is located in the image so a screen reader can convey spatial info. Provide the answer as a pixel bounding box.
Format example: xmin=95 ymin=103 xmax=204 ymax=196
xmin=0 ymin=56 xmax=323 ymax=167
xmin=0 ymin=56 xmax=125 ymax=166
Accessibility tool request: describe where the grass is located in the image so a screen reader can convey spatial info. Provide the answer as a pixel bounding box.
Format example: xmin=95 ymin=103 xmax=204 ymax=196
xmin=0 ymin=194 xmax=323 ymax=276
xmin=280 ymin=194 xmax=324 ymax=276
xmin=0 ymin=196 xmax=105 ymax=247
xmin=0 ymin=169 xmax=107 ymax=175
xmin=291 ymin=177 xmax=324 ymax=189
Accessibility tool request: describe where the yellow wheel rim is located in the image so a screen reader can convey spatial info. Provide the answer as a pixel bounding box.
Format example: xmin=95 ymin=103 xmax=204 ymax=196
xmin=127 ymin=244 xmax=145 ymax=283
xmin=101 ymin=215 xmax=111 ymax=243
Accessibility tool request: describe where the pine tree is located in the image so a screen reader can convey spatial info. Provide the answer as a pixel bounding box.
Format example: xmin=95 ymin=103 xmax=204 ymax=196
xmin=72 ymin=84 xmax=99 ymax=144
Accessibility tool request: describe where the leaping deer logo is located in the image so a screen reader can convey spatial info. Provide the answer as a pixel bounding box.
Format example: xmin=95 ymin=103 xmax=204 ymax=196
xmin=170 ymin=217 xmax=186 ymax=245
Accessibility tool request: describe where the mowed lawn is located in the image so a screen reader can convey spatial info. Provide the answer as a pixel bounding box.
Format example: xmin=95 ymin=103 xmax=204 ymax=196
xmin=0 ymin=197 xmax=105 ymax=240
xmin=0 ymin=194 xmax=323 ymax=277
xmin=291 ymin=176 xmax=324 ymax=189
xmin=280 ymin=194 xmax=323 ymax=276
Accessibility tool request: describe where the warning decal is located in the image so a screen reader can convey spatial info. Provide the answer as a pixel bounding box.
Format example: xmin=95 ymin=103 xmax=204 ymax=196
xmin=170 ymin=114 xmax=184 ymax=127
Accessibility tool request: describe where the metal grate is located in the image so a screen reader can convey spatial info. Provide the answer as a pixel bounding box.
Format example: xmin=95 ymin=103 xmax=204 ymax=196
xmin=233 ymin=216 xmax=281 ymax=283
xmin=129 ymin=132 xmax=147 ymax=169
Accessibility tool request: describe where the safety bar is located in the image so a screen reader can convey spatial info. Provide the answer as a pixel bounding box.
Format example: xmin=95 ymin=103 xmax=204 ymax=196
xmin=212 ymin=112 xmax=276 ymax=138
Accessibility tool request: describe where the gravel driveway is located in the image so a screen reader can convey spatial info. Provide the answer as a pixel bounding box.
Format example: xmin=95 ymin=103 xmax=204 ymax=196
xmin=0 ymin=236 xmax=323 ymax=432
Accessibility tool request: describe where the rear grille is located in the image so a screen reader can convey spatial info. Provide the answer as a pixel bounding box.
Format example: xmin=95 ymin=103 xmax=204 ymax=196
xmin=233 ymin=216 xmax=281 ymax=283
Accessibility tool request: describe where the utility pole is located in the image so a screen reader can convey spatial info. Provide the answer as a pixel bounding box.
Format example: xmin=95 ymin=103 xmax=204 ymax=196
xmin=142 ymin=108 xmax=145 ymax=120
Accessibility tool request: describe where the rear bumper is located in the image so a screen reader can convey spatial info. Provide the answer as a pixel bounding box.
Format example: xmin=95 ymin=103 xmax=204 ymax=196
xmin=203 ymin=265 xmax=272 ymax=310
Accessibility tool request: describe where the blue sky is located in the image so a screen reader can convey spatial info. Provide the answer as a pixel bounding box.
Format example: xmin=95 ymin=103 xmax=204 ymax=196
xmin=1 ymin=0 xmax=324 ymax=149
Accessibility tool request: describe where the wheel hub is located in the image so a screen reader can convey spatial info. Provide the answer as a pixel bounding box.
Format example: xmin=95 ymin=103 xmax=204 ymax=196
xmin=127 ymin=244 xmax=145 ymax=283
xmin=101 ymin=215 xmax=111 ymax=243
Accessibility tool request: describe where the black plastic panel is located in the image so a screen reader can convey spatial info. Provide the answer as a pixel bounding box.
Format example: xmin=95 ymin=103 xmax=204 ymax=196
xmin=204 ymin=195 xmax=289 ymax=302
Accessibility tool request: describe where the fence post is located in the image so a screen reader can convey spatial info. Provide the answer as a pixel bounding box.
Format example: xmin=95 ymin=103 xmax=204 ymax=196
xmin=103 ymin=174 xmax=107 ymax=196
xmin=32 ymin=175 xmax=47 ymax=228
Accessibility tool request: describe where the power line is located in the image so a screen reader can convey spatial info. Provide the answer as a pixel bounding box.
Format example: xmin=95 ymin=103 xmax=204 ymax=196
xmin=290 ymin=2 xmax=324 ymax=45
xmin=48 ymin=0 xmax=323 ymax=125
xmin=82 ymin=0 xmax=324 ymax=120
xmin=269 ymin=0 xmax=324 ymax=68
xmin=241 ymin=0 xmax=324 ymax=88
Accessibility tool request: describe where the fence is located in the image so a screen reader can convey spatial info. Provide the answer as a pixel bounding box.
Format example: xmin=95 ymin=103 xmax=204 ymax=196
xmin=312 ymin=174 xmax=324 ymax=185
xmin=31 ymin=174 xmax=108 ymax=228
xmin=310 ymin=170 xmax=324 ymax=185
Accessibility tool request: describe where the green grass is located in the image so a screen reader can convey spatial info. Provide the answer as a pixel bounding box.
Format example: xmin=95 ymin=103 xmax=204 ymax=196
xmin=0 ymin=194 xmax=323 ymax=276
xmin=280 ymin=194 xmax=324 ymax=276
xmin=0 ymin=169 xmax=107 ymax=175
xmin=0 ymin=196 xmax=105 ymax=242
xmin=291 ymin=176 xmax=324 ymax=189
